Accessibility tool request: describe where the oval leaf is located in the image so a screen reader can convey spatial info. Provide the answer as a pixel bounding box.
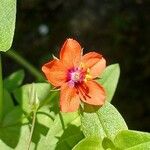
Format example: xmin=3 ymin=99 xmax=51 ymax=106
xmin=72 ymin=136 xmax=103 ymax=150
xmin=81 ymin=102 xmax=128 ymax=140
xmin=127 ymin=142 xmax=150 ymax=150
xmin=98 ymin=64 xmax=120 ymax=102
xmin=114 ymin=130 xmax=150 ymax=149
xmin=4 ymin=70 xmax=25 ymax=92
xmin=0 ymin=0 xmax=16 ymax=51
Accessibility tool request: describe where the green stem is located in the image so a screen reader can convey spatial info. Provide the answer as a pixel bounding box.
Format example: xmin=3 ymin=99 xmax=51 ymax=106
xmin=0 ymin=54 xmax=3 ymax=122
xmin=27 ymin=110 xmax=37 ymax=150
xmin=6 ymin=50 xmax=44 ymax=81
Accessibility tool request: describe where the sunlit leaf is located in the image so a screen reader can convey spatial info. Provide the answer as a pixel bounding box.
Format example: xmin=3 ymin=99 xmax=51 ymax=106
xmin=114 ymin=130 xmax=150 ymax=149
xmin=72 ymin=136 xmax=103 ymax=150
xmin=98 ymin=64 xmax=120 ymax=102
xmin=126 ymin=142 xmax=150 ymax=150
xmin=13 ymin=83 xmax=51 ymax=113
xmin=0 ymin=0 xmax=16 ymax=51
xmin=37 ymin=112 xmax=83 ymax=150
xmin=32 ymin=106 xmax=55 ymax=145
xmin=81 ymin=102 xmax=128 ymax=140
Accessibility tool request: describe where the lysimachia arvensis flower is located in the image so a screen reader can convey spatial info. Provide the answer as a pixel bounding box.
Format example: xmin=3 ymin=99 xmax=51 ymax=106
xmin=42 ymin=39 xmax=106 ymax=112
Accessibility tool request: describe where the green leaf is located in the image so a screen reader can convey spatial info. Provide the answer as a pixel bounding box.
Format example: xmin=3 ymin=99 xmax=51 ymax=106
xmin=36 ymin=106 xmax=54 ymax=128
xmin=0 ymin=125 xmax=32 ymax=150
xmin=98 ymin=64 xmax=120 ymax=102
xmin=102 ymin=137 xmax=116 ymax=150
xmin=0 ymin=106 xmax=29 ymax=149
xmin=72 ymin=136 xmax=103 ymax=150
xmin=13 ymin=83 xmax=51 ymax=113
xmin=2 ymin=106 xmax=28 ymax=127
xmin=81 ymin=102 xmax=128 ymax=140
xmin=3 ymin=89 xmax=14 ymax=116
xmin=0 ymin=0 xmax=16 ymax=51
xmin=127 ymin=142 xmax=150 ymax=150
xmin=37 ymin=112 xmax=83 ymax=150
xmin=114 ymin=130 xmax=150 ymax=149
xmin=4 ymin=70 xmax=25 ymax=92
xmin=31 ymin=106 xmax=55 ymax=145
xmin=0 ymin=105 xmax=55 ymax=150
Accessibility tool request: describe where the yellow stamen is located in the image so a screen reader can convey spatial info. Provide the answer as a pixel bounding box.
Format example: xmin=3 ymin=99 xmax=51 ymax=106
xmin=84 ymin=68 xmax=92 ymax=82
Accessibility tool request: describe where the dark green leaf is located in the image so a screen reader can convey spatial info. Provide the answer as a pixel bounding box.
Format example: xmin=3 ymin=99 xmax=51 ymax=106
xmin=3 ymin=89 xmax=14 ymax=116
xmin=2 ymin=106 xmax=28 ymax=127
xmin=0 ymin=106 xmax=30 ymax=149
xmin=4 ymin=70 xmax=25 ymax=92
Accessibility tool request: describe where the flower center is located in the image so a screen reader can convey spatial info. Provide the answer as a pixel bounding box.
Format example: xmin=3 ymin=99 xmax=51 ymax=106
xmin=71 ymin=72 xmax=81 ymax=82
xmin=67 ymin=66 xmax=92 ymax=87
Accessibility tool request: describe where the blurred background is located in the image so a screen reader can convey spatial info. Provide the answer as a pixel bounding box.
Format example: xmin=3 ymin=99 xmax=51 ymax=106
xmin=3 ymin=0 xmax=150 ymax=131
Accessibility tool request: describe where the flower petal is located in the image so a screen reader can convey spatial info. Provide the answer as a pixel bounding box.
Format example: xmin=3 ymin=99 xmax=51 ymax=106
xmin=60 ymin=39 xmax=82 ymax=68
xmin=60 ymin=83 xmax=80 ymax=112
xmin=42 ymin=60 xmax=67 ymax=87
xmin=79 ymin=81 xmax=105 ymax=105
xmin=82 ymin=52 xmax=106 ymax=78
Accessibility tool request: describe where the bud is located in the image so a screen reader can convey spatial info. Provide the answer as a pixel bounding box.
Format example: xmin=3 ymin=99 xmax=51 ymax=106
xmin=28 ymin=83 xmax=39 ymax=110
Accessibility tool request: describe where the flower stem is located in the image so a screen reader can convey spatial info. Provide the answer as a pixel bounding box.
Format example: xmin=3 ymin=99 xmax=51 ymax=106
xmin=0 ymin=53 xmax=3 ymax=122
xmin=27 ymin=110 xmax=37 ymax=150
xmin=6 ymin=50 xmax=44 ymax=81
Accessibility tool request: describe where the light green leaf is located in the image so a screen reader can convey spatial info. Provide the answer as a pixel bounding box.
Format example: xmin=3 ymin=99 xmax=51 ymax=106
xmin=0 ymin=141 xmax=12 ymax=150
xmin=127 ymin=142 xmax=150 ymax=150
xmin=98 ymin=64 xmax=120 ymax=102
xmin=37 ymin=112 xmax=83 ymax=150
xmin=4 ymin=70 xmax=25 ymax=92
xmin=36 ymin=106 xmax=54 ymax=128
xmin=81 ymin=102 xmax=128 ymax=140
xmin=0 ymin=0 xmax=16 ymax=51
xmin=72 ymin=136 xmax=103 ymax=150
xmin=13 ymin=83 xmax=51 ymax=113
xmin=0 ymin=106 xmax=54 ymax=150
xmin=114 ymin=130 xmax=150 ymax=149
xmin=31 ymin=106 xmax=55 ymax=145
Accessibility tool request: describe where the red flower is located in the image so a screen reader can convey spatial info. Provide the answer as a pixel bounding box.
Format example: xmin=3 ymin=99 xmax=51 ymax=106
xmin=42 ymin=39 xmax=106 ymax=112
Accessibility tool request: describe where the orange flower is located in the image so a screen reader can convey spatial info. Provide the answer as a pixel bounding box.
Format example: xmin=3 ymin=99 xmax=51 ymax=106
xmin=42 ymin=39 xmax=106 ymax=112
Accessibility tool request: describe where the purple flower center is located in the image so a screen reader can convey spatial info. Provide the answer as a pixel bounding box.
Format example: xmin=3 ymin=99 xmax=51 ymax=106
xmin=67 ymin=67 xmax=85 ymax=87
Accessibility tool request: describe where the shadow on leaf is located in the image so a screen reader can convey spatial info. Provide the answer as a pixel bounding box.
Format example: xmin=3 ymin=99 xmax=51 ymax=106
xmin=55 ymin=124 xmax=84 ymax=150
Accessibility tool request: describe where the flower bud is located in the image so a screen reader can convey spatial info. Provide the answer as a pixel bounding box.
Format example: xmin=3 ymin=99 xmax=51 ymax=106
xmin=28 ymin=83 xmax=39 ymax=110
